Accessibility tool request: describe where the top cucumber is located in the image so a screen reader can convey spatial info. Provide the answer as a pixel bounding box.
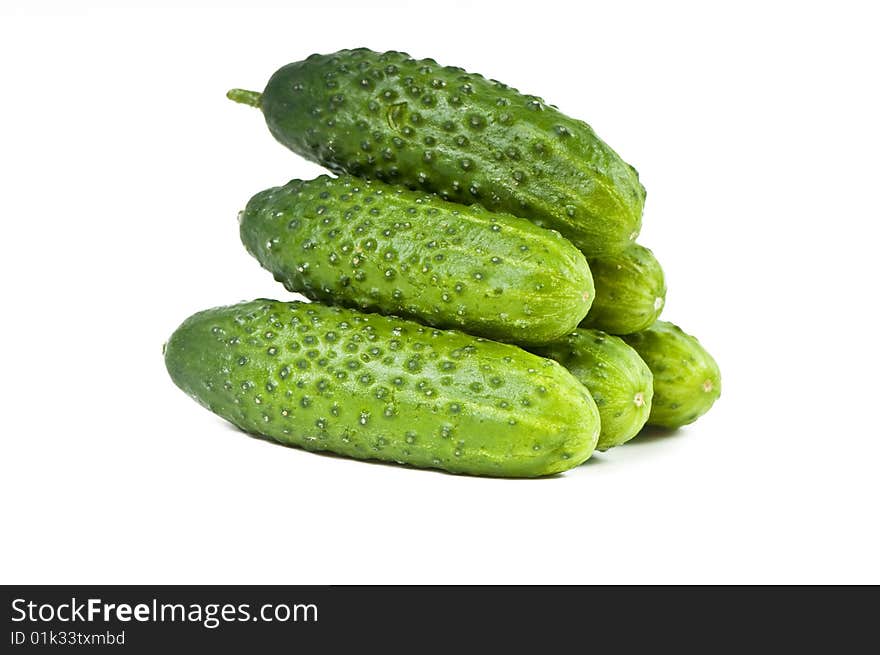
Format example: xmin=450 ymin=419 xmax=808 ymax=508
xmin=228 ymin=48 xmax=646 ymax=257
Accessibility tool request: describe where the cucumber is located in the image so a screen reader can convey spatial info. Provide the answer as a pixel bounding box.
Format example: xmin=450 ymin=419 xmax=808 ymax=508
xmin=164 ymin=299 xmax=600 ymax=477
xmin=240 ymin=175 xmax=593 ymax=345
xmin=581 ymin=243 xmax=666 ymax=335
xmin=228 ymin=48 xmax=645 ymax=257
xmin=532 ymin=329 xmax=652 ymax=450
xmin=622 ymin=321 xmax=721 ymax=428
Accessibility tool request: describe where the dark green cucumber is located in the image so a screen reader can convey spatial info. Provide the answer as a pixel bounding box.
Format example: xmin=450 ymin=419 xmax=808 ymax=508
xmin=581 ymin=243 xmax=666 ymax=335
xmin=240 ymin=175 xmax=593 ymax=345
xmin=532 ymin=329 xmax=652 ymax=450
xmin=164 ymin=299 xmax=600 ymax=477
xmin=622 ymin=321 xmax=721 ymax=429
xmin=228 ymin=48 xmax=645 ymax=256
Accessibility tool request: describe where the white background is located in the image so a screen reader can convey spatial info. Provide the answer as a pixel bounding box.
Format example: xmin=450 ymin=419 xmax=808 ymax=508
xmin=1 ymin=0 xmax=878 ymax=584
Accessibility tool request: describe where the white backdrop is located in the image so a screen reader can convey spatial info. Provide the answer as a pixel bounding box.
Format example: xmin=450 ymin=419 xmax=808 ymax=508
xmin=1 ymin=0 xmax=877 ymax=584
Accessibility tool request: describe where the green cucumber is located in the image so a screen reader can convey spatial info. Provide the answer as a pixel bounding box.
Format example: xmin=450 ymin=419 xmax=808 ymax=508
xmin=240 ymin=175 xmax=593 ymax=345
xmin=228 ymin=48 xmax=645 ymax=256
xmin=622 ymin=321 xmax=721 ymax=428
xmin=164 ymin=299 xmax=600 ymax=477
xmin=532 ymin=329 xmax=652 ymax=450
xmin=581 ymin=243 xmax=666 ymax=335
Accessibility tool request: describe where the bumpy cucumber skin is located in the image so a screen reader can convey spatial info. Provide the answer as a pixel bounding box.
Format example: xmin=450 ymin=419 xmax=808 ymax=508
xmin=253 ymin=48 xmax=645 ymax=256
xmin=532 ymin=329 xmax=653 ymax=450
xmin=240 ymin=175 xmax=593 ymax=345
xmin=580 ymin=244 xmax=666 ymax=335
xmin=622 ymin=321 xmax=721 ymax=429
xmin=164 ymin=300 xmax=600 ymax=477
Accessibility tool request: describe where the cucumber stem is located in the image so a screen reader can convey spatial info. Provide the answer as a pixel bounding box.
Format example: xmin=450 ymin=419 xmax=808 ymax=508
xmin=226 ymin=88 xmax=262 ymax=108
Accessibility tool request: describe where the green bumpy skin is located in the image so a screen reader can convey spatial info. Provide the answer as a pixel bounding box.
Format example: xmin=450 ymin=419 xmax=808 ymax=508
xmin=622 ymin=321 xmax=721 ymax=429
xmin=228 ymin=48 xmax=645 ymax=257
xmin=580 ymin=244 xmax=666 ymax=335
xmin=240 ymin=175 xmax=593 ymax=345
xmin=164 ymin=300 xmax=600 ymax=477
xmin=532 ymin=329 xmax=653 ymax=450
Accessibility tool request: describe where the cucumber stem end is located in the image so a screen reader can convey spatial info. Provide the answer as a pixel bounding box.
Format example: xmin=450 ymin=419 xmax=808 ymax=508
xmin=227 ymin=88 xmax=262 ymax=108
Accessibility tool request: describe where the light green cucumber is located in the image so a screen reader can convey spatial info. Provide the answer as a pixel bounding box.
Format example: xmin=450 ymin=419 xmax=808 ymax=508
xmin=228 ymin=48 xmax=645 ymax=257
xmin=240 ymin=175 xmax=593 ymax=345
xmin=532 ymin=329 xmax=653 ymax=450
xmin=581 ymin=243 xmax=666 ymax=335
xmin=164 ymin=300 xmax=600 ymax=477
xmin=622 ymin=321 xmax=721 ymax=428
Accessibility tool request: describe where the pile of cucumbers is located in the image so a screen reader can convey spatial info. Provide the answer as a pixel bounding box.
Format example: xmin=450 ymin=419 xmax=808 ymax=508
xmin=164 ymin=49 xmax=721 ymax=477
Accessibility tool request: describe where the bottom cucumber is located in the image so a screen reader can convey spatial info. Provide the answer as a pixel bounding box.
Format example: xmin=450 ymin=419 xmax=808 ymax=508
xmin=622 ymin=321 xmax=721 ymax=428
xmin=532 ymin=329 xmax=653 ymax=450
xmin=164 ymin=299 xmax=600 ymax=477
